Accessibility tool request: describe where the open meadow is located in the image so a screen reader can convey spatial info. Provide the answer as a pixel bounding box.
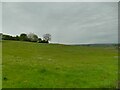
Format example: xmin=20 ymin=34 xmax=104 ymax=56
xmin=2 ymin=40 xmax=118 ymax=88
xmin=0 ymin=41 xmax=2 ymax=89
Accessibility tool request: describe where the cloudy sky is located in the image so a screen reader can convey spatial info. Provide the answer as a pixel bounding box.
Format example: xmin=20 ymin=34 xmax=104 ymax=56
xmin=2 ymin=2 xmax=118 ymax=44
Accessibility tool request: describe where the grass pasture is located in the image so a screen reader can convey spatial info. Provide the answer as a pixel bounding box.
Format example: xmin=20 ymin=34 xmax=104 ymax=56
xmin=2 ymin=40 xmax=118 ymax=88
xmin=0 ymin=41 xmax=2 ymax=89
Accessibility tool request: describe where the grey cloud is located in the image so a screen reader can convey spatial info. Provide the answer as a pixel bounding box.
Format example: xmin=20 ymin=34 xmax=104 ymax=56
xmin=0 ymin=3 xmax=2 ymax=32
xmin=2 ymin=2 xmax=118 ymax=44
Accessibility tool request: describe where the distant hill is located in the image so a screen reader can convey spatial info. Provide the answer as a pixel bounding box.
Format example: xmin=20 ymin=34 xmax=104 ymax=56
xmin=67 ymin=43 xmax=118 ymax=47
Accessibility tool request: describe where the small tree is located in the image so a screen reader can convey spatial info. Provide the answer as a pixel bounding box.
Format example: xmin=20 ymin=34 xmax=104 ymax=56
xmin=27 ymin=33 xmax=38 ymax=42
xmin=15 ymin=35 xmax=20 ymax=41
xmin=43 ymin=34 xmax=51 ymax=43
xmin=38 ymin=38 xmax=42 ymax=43
xmin=20 ymin=33 xmax=28 ymax=41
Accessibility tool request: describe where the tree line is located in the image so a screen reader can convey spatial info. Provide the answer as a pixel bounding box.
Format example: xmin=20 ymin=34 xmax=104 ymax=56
xmin=0 ymin=33 xmax=51 ymax=43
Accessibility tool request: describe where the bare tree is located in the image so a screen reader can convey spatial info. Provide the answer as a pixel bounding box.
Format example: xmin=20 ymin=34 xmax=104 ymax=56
xmin=43 ymin=34 xmax=51 ymax=42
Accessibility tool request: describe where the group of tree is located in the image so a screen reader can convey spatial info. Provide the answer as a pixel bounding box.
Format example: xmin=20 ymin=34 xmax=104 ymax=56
xmin=1 ymin=33 xmax=51 ymax=43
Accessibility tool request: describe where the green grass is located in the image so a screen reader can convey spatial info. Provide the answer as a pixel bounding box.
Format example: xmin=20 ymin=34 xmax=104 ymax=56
xmin=0 ymin=41 xmax=2 ymax=89
xmin=2 ymin=40 xmax=118 ymax=88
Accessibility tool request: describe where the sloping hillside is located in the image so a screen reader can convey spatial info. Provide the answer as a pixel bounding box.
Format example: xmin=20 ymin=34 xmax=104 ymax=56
xmin=2 ymin=40 xmax=118 ymax=88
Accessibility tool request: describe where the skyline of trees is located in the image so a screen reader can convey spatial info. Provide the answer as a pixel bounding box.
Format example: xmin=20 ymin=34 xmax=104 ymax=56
xmin=1 ymin=33 xmax=51 ymax=43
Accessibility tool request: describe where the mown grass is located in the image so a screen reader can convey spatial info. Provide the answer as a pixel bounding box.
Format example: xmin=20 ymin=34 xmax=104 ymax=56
xmin=2 ymin=40 xmax=118 ymax=88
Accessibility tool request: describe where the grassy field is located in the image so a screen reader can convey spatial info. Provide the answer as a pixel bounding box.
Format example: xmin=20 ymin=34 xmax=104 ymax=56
xmin=2 ymin=40 xmax=118 ymax=88
xmin=0 ymin=41 xmax=2 ymax=89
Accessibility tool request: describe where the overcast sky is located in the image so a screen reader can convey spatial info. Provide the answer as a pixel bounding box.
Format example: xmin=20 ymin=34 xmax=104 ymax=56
xmin=2 ymin=2 xmax=118 ymax=44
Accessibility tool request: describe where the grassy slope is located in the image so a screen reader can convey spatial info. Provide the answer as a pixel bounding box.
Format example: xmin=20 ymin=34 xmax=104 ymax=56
xmin=2 ymin=40 xmax=118 ymax=88
xmin=0 ymin=41 xmax=2 ymax=89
